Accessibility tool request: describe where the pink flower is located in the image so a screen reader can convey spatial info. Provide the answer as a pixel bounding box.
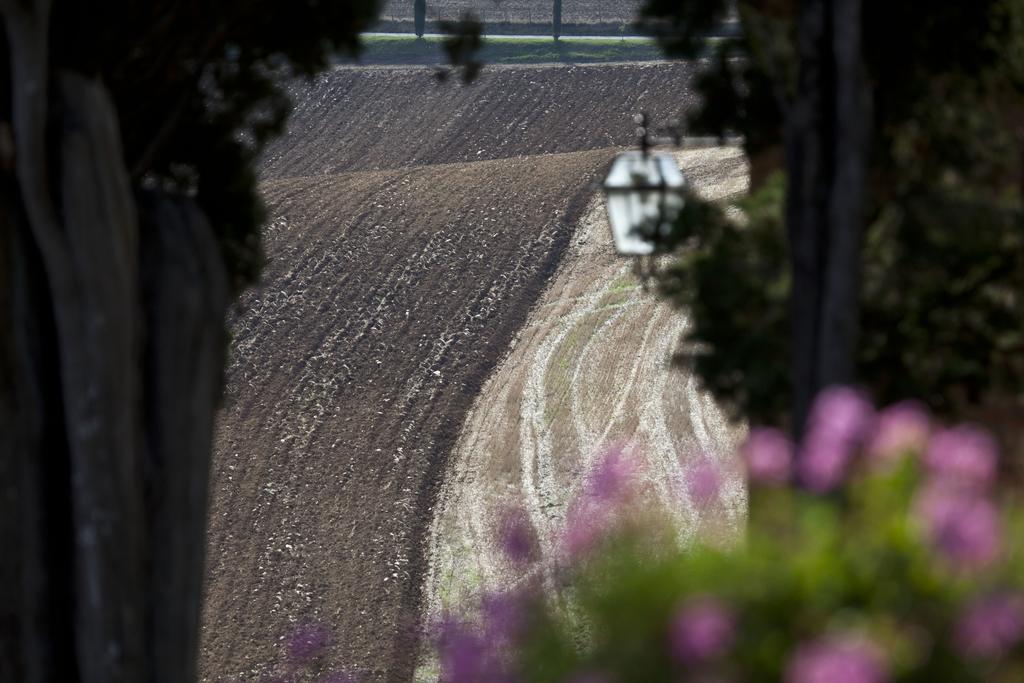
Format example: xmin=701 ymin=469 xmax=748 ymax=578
xmin=798 ymin=387 xmax=874 ymax=492
xmin=925 ymin=425 xmax=997 ymax=491
xmin=563 ymin=497 xmax=612 ymax=558
xmin=436 ymin=616 xmax=517 ymax=683
xmin=743 ymin=427 xmax=793 ymax=484
xmin=437 ymin=617 xmax=484 ymax=683
xmin=563 ymin=447 xmax=641 ymax=558
xmin=496 ymin=506 xmax=539 ymax=565
xmin=866 ymin=401 xmax=930 ymax=461
xmin=798 ymin=430 xmax=854 ymax=493
xmin=807 ymin=386 xmax=874 ymax=446
xmin=585 ymin=445 xmax=637 ymax=503
xmin=287 ymin=622 xmax=330 ymax=663
xmin=687 ymin=457 xmax=722 ymax=507
xmin=785 ymin=637 xmax=888 ymax=683
xmin=916 ymin=485 xmax=1001 ymax=570
xmin=669 ymin=596 xmax=735 ymax=663
xmin=481 ymin=590 xmax=527 ymax=646
xmin=956 ymin=594 xmax=1024 ymax=657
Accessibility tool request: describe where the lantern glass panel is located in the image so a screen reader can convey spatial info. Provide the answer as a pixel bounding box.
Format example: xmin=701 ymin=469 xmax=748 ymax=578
xmin=603 ymin=151 xmax=686 ymax=256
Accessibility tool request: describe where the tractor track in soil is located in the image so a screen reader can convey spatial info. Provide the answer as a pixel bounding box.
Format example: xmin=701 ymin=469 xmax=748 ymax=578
xmin=423 ymin=148 xmax=751 ymax=637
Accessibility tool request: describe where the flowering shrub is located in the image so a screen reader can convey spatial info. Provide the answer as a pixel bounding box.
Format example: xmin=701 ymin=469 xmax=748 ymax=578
xmin=432 ymin=387 xmax=1024 ymax=682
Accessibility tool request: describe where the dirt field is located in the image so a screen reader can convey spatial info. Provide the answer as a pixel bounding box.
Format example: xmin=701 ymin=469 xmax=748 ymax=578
xmin=200 ymin=62 xmax=697 ymax=682
xmin=261 ymin=63 xmax=697 ymax=177
xmin=422 ymin=148 xmax=750 ymax=655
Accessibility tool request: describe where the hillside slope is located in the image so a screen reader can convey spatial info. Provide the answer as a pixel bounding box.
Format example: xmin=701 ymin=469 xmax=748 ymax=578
xmin=201 ymin=63 xmax=700 ymax=682
xmin=201 ymin=149 xmax=620 ymax=681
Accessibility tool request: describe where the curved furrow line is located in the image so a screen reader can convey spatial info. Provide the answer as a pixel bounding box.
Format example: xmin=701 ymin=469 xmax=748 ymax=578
xmin=640 ymin=311 xmax=698 ymax=537
xmin=568 ymin=267 xmax=636 ymax=453
xmin=518 ymin=275 xmax=615 ymax=555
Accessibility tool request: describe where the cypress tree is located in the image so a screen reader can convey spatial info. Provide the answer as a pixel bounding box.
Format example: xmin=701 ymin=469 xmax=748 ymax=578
xmin=415 ymin=0 xmax=427 ymax=37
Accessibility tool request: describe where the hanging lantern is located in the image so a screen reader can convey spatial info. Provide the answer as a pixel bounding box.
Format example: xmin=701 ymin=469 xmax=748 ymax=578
xmin=602 ymin=150 xmax=686 ymax=256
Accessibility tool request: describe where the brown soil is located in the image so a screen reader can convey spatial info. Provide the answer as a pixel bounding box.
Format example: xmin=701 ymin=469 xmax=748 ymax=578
xmin=200 ymin=62 xmax=696 ymax=682
xmin=262 ymin=63 xmax=697 ymax=178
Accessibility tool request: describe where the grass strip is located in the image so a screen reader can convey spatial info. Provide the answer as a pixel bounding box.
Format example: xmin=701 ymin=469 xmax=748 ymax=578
xmin=349 ymin=35 xmax=669 ymax=65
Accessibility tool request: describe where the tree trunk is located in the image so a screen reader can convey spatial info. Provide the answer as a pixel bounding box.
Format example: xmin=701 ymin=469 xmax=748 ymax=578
xmin=785 ymin=0 xmax=869 ymax=437
xmin=819 ymin=0 xmax=868 ymax=391
xmin=1 ymin=3 xmax=229 ymax=681
xmin=786 ymin=0 xmax=828 ymax=437
xmin=139 ymin=193 xmax=229 ymax=683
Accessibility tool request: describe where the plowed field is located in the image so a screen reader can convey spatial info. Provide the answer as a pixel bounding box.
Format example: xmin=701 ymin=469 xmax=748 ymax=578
xmin=261 ymin=63 xmax=696 ymax=177
xmin=200 ymin=62 xmax=697 ymax=683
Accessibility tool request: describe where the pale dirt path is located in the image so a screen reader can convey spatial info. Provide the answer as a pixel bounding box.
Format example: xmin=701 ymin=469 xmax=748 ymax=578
xmin=421 ymin=147 xmax=751 ymax=649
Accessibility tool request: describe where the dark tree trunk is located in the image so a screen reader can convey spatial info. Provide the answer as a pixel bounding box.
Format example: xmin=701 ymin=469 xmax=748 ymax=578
xmin=820 ymin=0 xmax=868 ymax=391
xmin=553 ymin=0 xmax=562 ymax=40
xmin=785 ymin=0 xmax=869 ymax=437
xmin=414 ymin=0 xmax=426 ymax=38
xmin=138 ymin=194 xmax=228 ymax=683
xmin=786 ymin=0 xmax=828 ymax=437
xmin=1 ymin=2 xmax=229 ymax=680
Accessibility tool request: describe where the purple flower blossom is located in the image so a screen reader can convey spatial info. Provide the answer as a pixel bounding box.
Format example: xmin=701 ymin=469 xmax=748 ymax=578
xmin=563 ymin=446 xmax=641 ymax=557
xmin=687 ymin=457 xmax=722 ymax=507
xmin=563 ymin=497 xmax=611 ymax=558
xmin=437 ymin=616 xmax=489 ymax=683
xmin=925 ymin=425 xmax=997 ymax=491
xmin=916 ymin=485 xmax=1001 ymax=570
xmin=669 ymin=596 xmax=735 ymax=663
xmin=743 ymin=427 xmax=793 ymax=484
xmin=287 ymin=622 xmax=330 ymax=664
xmin=785 ymin=637 xmax=888 ymax=683
xmin=798 ymin=387 xmax=874 ymax=492
xmin=435 ymin=612 xmax=523 ymax=683
xmin=585 ymin=445 xmax=637 ymax=503
xmin=481 ymin=590 xmax=527 ymax=646
xmin=866 ymin=401 xmax=930 ymax=461
xmin=497 ymin=506 xmax=539 ymax=565
xmin=956 ymin=594 xmax=1024 ymax=657
xmin=807 ymin=386 xmax=874 ymax=446
xmin=798 ymin=430 xmax=855 ymax=493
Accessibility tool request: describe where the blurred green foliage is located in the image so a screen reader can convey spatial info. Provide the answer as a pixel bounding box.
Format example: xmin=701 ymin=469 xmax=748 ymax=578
xmin=641 ymin=0 xmax=1024 ymax=426
xmin=659 ymin=174 xmax=792 ymax=424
